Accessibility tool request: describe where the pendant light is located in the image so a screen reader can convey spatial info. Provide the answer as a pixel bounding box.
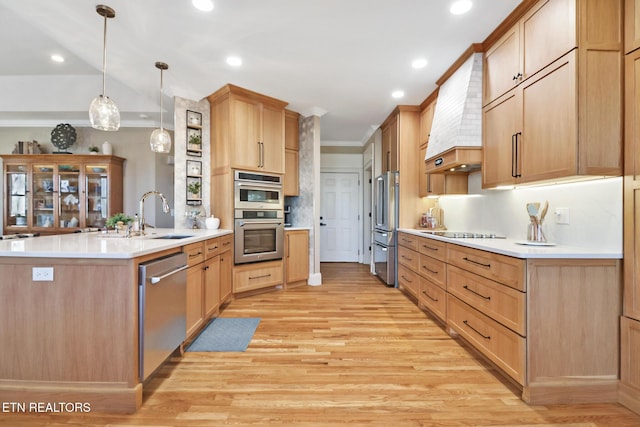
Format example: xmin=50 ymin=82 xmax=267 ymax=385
xmin=149 ymin=62 xmax=172 ymax=153
xmin=89 ymin=5 xmax=120 ymax=131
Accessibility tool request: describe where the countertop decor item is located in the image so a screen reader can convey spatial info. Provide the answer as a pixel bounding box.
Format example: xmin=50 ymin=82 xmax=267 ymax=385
xmin=50 ymin=123 xmax=77 ymax=153
xmin=205 ymin=215 xmax=220 ymax=230
xmin=149 ymin=61 xmax=171 ymax=153
xmin=105 ymin=212 xmax=133 ymax=228
xmin=102 ymin=141 xmax=112 ymax=155
xmin=89 ymin=145 xmax=99 ymax=154
xmin=88 ymin=4 xmax=120 ymax=131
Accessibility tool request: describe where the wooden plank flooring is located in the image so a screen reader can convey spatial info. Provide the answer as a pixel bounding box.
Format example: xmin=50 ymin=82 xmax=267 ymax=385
xmin=2 ymin=262 xmax=640 ymax=426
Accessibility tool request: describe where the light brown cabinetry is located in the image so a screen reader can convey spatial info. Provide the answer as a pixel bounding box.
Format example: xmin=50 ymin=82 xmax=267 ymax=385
xmin=398 ymin=231 xmax=620 ymax=404
xmin=284 ymin=110 xmax=300 ymax=196
xmin=621 ymin=29 xmax=640 ymax=415
xmin=285 ymin=229 xmax=308 ymax=287
xmin=185 ymin=234 xmax=233 ymax=339
xmin=233 ymin=259 xmax=284 ymax=294
xmin=482 ymin=0 xmax=623 ymax=188
xmin=625 ymin=0 xmax=640 ymax=54
xmin=380 ymin=106 xmax=420 ymax=228
xmin=208 ymin=84 xmax=287 ymax=174
xmin=1 ymin=154 xmax=124 ymax=235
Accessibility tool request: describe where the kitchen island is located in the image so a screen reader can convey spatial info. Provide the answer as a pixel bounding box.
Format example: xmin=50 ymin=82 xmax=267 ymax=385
xmin=397 ymin=228 xmax=622 ymax=405
xmin=0 ymin=228 xmax=232 ymax=413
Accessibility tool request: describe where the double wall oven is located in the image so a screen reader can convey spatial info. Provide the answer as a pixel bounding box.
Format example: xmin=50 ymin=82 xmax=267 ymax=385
xmin=233 ymin=170 xmax=284 ymax=264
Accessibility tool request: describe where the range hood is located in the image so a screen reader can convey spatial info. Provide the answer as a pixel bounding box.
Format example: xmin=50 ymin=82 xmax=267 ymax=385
xmin=425 ymin=52 xmax=483 ymax=174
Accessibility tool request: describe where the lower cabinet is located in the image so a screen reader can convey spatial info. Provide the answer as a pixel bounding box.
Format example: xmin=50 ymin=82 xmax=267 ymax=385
xmin=285 ymin=229 xmax=309 ymax=287
xmin=397 ymin=231 xmax=621 ymax=405
xmin=185 ymin=234 xmax=233 ymax=340
xmin=233 ymin=259 xmax=284 ymax=294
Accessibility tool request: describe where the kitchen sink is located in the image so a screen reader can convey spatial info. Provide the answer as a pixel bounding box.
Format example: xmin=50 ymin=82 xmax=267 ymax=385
xmin=151 ymin=234 xmax=194 ymax=240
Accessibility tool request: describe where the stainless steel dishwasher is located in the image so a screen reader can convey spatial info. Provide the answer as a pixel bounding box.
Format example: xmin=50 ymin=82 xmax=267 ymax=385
xmin=138 ymin=252 xmax=188 ymax=381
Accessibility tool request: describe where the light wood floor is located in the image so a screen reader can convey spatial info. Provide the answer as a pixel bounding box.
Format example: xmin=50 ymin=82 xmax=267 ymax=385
xmin=2 ymin=263 xmax=640 ymax=426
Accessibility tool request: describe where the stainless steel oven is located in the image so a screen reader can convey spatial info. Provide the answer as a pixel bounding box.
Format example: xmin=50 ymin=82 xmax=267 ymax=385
xmin=234 ymin=170 xmax=283 ymax=211
xmin=234 ymin=209 xmax=284 ymax=264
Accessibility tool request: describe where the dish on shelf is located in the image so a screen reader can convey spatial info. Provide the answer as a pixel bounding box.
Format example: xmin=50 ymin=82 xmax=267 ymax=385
xmin=39 ymin=167 xmax=53 ymax=172
xmin=514 ymin=241 xmax=556 ymax=246
xmin=91 ymin=167 xmax=106 ymax=173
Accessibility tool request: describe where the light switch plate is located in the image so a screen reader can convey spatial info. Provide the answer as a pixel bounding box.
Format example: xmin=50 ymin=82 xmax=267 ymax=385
xmin=554 ymin=207 xmax=570 ymax=224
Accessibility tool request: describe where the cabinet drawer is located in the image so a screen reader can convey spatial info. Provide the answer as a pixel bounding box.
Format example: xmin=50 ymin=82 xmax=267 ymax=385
xmin=398 ymin=245 xmax=419 ymax=271
xmin=447 ymin=294 xmax=525 ymax=385
xmin=447 ymin=265 xmax=525 ymax=336
xmin=233 ymin=260 xmax=283 ymax=293
xmin=418 ymin=237 xmax=446 ymax=261
xmin=447 ymin=244 xmax=525 ymax=291
xmin=398 ymin=232 xmax=418 ymax=251
xmin=419 ymin=277 xmax=446 ymax=322
xmin=398 ymin=264 xmax=419 ymax=298
xmin=418 ymin=254 xmax=446 ymax=289
xmin=184 ymin=242 xmax=205 ymax=266
xmin=206 ymin=234 xmax=233 ymax=259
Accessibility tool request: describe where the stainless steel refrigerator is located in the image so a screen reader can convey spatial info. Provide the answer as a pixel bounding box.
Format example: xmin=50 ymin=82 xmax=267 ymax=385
xmin=373 ymin=171 xmax=398 ymax=286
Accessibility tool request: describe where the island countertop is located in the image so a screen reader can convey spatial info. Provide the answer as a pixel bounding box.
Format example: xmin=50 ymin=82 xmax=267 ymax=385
xmin=0 ymin=228 xmax=233 ymax=259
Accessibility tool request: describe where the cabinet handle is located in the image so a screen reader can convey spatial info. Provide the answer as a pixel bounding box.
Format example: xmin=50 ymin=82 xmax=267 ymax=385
xmin=287 ymin=236 xmax=290 ymax=258
xmin=421 ymin=290 xmax=438 ymax=302
xmin=257 ymin=141 xmax=262 ymax=167
xmin=401 ymin=255 xmax=412 ymax=261
xmin=463 ymin=320 xmax=491 ymax=340
xmin=421 ymin=265 xmax=438 ymax=274
xmin=512 ymin=72 xmax=523 ymax=81
xmin=427 ymin=174 xmax=431 ymax=193
xmin=463 ymin=284 xmax=491 ymax=300
xmin=511 ymin=132 xmax=522 ymax=178
xmin=401 ymin=275 xmax=413 ymax=283
xmin=249 ymin=273 xmax=271 ymax=280
xmin=189 ymin=251 xmax=203 ymax=258
xmin=462 ymin=256 xmax=491 ymax=268
xmin=421 ymin=244 xmax=439 ymax=252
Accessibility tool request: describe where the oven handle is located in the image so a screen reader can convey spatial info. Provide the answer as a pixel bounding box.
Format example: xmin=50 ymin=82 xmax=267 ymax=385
xmin=374 ymin=242 xmax=388 ymax=251
xmin=235 ymin=182 xmax=283 ymax=189
xmin=238 ymin=221 xmax=283 ymax=227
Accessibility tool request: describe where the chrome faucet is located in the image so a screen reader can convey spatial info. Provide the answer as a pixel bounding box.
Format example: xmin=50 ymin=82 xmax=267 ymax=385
xmin=139 ymin=191 xmax=170 ymax=234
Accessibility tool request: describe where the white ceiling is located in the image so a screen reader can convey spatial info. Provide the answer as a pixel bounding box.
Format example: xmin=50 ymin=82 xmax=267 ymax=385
xmin=0 ymin=0 xmax=521 ymax=144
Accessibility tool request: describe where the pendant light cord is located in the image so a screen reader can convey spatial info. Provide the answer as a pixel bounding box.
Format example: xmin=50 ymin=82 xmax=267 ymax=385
xmin=101 ymin=13 xmax=108 ymax=97
xmin=159 ymin=68 xmax=164 ymax=130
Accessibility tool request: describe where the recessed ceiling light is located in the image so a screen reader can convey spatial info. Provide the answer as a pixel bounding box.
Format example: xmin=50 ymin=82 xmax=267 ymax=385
xmin=391 ymin=90 xmax=405 ymax=99
xmin=450 ymin=0 xmax=472 ymax=15
xmin=192 ymin=0 xmax=214 ymax=12
xmin=412 ymin=58 xmax=427 ymax=69
xmin=226 ymin=56 xmax=242 ymax=67
xmin=51 ymin=54 xmax=65 ymax=63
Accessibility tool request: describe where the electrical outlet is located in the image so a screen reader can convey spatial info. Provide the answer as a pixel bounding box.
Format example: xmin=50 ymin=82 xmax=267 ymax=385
xmin=554 ymin=207 xmax=570 ymax=225
xmin=32 ymin=267 xmax=54 ymax=281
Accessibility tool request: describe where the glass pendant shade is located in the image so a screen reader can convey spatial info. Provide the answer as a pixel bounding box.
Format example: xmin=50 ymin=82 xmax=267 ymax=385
xmin=150 ymin=128 xmax=172 ymax=153
xmin=89 ymin=94 xmax=120 ymax=131
xmin=150 ymin=61 xmax=171 ymax=153
xmin=90 ymin=5 xmax=120 ymax=131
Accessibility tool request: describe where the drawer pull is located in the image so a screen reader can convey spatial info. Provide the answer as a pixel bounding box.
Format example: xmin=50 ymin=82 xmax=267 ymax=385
xmin=421 ymin=244 xmax=439 ymax=252
xmin=208 ymin=245 xmax=219 ymax=252
xmin=401 ymin=275 xmax=413 ymax=283
xmin=463 ymin=256 xmax=491 ymax=268
xmin=463 ymin=285 xmax=491 ymax=300
xmin=463 ymin=320 xmax=491 ymax=340
xmin=222 ymin=241 xmax=231 ymax=246
xmin=401 ymin=255 xmax=413 ymax=261
xmin=249 ymin=273 xmax=271 ymax=280
xmin=421 ymin=290 xmax=438 ymax=302
xmin=421 ymin=265 xmax=438 ymax=274
xmin=189 ymin=251 xmax=203 ymax=258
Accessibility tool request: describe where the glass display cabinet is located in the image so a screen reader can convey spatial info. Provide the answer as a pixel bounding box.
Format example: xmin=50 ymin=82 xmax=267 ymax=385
xmin=1 ymin=155 xmax=124 ymax=235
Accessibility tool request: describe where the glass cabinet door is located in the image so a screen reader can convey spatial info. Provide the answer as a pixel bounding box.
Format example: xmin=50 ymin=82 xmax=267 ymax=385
xmin=85 ymin=164 xmax=109 ymax=228
xmin=6 ymin=164 xmax=28 ymax=228
xmin=31 ymin=164 xmax=55 ymax=229
xmin=58 ymin=163 xmax=81 ymax=229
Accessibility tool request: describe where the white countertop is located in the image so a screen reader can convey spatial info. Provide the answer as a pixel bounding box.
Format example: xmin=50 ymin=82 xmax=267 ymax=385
xmin=284 ymin=226 xmax=311 ymax=231
xmin=0 ymin=228 xmax=233 ymax=259
xmin=398 ymin=228 xmax=622 ymax=259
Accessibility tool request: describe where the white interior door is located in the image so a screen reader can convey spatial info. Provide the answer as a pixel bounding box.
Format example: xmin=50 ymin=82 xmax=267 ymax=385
xmin=320 ymin=172 xmax=359 ymax=262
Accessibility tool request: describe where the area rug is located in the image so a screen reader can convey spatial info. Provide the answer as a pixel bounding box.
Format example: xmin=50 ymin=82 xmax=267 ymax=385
xmin=186 ymin=317 xmax=260 ymax=352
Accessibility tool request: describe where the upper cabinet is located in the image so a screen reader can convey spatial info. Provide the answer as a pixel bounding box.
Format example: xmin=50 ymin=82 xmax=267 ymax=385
xmin=626 ymin=0 xmax=640 ymax=54
xmin=284 ymin=109 xmax=300 ymax=196
xmin=208 ymin=84 xmax=287 ymax=174
xmin=1 ymin=154 xmax=124 ymax=235
xmin=380 ymin=114 xmax=398 ymax=173
xmin=482 ymin=0 xmax=623 ymax=188
xmin=483 ymin=0 xmax=577 ymax=106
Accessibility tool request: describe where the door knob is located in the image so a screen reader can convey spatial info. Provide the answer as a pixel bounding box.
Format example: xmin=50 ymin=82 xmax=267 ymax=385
xmin=320 ymin=222 xmax=327 ymax=226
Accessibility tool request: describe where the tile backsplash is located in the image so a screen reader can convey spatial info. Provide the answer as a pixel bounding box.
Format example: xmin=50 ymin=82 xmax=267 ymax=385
xmin=435 ymin=173 xmax=622 ymax=252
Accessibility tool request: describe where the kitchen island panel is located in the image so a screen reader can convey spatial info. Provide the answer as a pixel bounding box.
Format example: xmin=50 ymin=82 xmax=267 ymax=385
xmin=0 ymin=256 xmax=141 ymax=412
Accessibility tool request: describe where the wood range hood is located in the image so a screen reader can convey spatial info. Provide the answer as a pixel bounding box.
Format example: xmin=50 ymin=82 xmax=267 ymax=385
xmin=425 ymin=48 xmax=483 ymax=175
